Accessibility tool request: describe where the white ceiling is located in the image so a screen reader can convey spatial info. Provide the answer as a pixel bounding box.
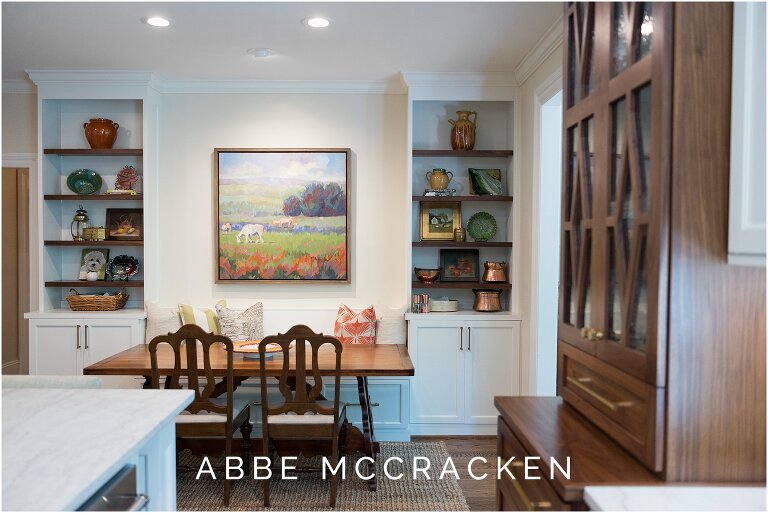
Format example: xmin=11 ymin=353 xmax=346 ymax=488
xmin=2 ymin=2 xmax=562 ymax=85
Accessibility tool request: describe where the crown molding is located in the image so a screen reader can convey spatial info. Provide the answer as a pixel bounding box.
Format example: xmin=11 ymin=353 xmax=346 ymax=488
xmin=157 ymin=79 xmax=404 ymax=94
xmin=26 ymin=70 xmax=163 ymax=91
xmin=2 ymin=80 xmax=35 ymax=93
xmin=514 ymin=16 xmax=564 ymax=85
xmin=400 ymin=72 xmax=518 ymax=89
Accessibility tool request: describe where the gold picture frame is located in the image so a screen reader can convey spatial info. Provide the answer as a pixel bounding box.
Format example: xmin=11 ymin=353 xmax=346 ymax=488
xmin=420 ymin=202 xmax=462 ymax=241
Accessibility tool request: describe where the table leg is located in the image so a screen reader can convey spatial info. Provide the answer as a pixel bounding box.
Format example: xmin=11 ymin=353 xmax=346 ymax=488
xmin=142 ymin=376 xmax=152 ymax=389
xmin=357 ymin=376 xmax=378 ymax=491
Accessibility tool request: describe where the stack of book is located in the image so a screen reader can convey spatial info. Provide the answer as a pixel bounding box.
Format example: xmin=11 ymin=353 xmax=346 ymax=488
xmin=424 ymin=189 xmax=457 ymax=197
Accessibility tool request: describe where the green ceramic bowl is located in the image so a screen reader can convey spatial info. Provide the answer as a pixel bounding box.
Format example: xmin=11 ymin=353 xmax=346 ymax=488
xmin=467 ymin=211 xmax=497 ymax=242
xmin=66 ymin=169 xmax=102 ymax=195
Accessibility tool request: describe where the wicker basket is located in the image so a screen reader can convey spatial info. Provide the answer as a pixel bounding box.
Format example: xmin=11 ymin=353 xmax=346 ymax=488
xmin=66 ymin=288 xmax=129 ymax=311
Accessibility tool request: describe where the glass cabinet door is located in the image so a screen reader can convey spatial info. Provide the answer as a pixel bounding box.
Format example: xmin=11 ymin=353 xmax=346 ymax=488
xmin=559 ymin=2 xmax=671 ymax=385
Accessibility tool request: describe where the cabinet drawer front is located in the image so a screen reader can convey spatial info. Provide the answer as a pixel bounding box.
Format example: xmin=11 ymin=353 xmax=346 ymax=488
xmin=558 ymin=342 xmax=664 ymax=471
xmin=497 ymin=418 xmax=570 ymax=511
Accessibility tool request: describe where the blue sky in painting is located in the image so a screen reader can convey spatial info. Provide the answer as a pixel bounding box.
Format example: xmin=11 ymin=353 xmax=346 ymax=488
xmin=218 ymin=151 xmax=346 ymax=186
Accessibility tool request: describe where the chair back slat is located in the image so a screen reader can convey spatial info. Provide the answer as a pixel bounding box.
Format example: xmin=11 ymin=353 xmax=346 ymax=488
xmin=259 ymin=324 xmax=343 ymax=420
xmin=148 ymin=324 xmax=234 ymax=420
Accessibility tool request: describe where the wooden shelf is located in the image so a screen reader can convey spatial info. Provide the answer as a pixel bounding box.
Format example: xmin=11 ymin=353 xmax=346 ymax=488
xmin=412 ymin=281 xmax=511 ymax=290
xmin=44 ymin=240 xmax=143 ymax=247
xmin=413 ymin=195 xmax=513 ymax=202
xmin=44 ymin=194 xmax=143 ymax=201
xmin=44 ymin=148 xmax=143 ymax=156
xmin=412 ymin=149 xmax=514 ymax=158
xmin=413 ymin=241 xmax=513 ymax=248
xmin=45 ymin=280 xmax=144 ymax=288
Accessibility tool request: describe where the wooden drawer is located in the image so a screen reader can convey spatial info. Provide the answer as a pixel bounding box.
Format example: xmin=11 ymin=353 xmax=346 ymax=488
xmin=558 ymin=342 xmax=664 ymax=471
xmin=496 ymin=417 xmax=571 ymax=511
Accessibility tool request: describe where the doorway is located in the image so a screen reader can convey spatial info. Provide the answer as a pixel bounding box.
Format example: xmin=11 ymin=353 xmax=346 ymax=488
xmin=3 ymin=167 xmax=30 ymax=374
xmin=532 ymin=87 xmax=563 ymax=395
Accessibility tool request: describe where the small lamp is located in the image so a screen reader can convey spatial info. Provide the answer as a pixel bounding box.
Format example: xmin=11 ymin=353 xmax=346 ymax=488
xmin=70 ymin=205 xmax=89 ymax=241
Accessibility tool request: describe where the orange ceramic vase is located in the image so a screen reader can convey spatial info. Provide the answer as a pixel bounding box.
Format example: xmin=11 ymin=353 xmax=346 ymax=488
xmin=448 ymin=110 xmax=477 ymax=150
xmin=83 ymin=118 xmax=119 ymax=149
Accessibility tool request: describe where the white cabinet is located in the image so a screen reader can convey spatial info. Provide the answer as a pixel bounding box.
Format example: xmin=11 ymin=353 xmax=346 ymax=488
xmin=407 ymin=314 xmax=520 ymax=434
xmin=27 ymin=311 xmax=145 ymax=388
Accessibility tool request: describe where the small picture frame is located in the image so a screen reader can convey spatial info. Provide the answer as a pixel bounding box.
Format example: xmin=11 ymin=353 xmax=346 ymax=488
xmin=420 ymin=202 xmax=462 ymax=241
xmin=79 ymin=248 xmax=110 ymax=280
xmin=440 ymin=249 xmax=480 ymax=282
xmin=105 ymin=208 xmax=143 ymax=241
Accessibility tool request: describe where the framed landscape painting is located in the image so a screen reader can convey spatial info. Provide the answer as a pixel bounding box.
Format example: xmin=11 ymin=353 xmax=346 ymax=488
xmin=214 ymin=148 xmax=350 ymax=283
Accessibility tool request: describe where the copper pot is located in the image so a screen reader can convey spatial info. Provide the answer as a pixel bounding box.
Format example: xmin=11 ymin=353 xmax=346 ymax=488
xmin=83 ymin=118 xmax=119 ymax=149
xmin=482 ymin=261 xmax=507 ymax=282
xmin=473 ymin=289 xmax=502 ymax=312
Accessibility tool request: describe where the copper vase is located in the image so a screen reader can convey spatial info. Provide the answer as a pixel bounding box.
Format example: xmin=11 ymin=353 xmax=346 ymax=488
xmin=448 ymin=110 xmax=477 ymax=150
xmin=83 ymin=118 xmax=119 ymax=149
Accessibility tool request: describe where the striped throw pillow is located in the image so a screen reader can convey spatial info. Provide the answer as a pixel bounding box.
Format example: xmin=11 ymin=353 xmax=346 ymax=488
xmin=178 ymin=301 xmax=226 ymax=334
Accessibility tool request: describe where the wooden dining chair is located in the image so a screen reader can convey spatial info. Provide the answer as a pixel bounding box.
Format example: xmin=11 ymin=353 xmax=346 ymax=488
xmin=259 ymin=324 xmax=347 ymax=508
xmin=148 ymin=323 xmax=252 ymax=507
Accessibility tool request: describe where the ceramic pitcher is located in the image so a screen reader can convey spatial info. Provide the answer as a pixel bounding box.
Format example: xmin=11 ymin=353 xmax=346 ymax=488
xmin=448 ymin=110 xmax=477 ymax=150
xmin=425 ymin=168 xmax=453 ymax=190
xmin=83 ymin=118 xmax=119 ymax=149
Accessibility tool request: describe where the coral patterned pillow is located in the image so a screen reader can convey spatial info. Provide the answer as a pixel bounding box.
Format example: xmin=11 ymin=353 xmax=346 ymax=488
xmin=334 ymin=305 xmax=377 ymax=345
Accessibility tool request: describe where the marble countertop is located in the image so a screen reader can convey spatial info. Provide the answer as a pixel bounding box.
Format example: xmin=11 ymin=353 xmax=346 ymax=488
xmin=584 ymin=485 xmax=767 ymax=511
xmin=2 ymin=388 xmax=193 ymax=511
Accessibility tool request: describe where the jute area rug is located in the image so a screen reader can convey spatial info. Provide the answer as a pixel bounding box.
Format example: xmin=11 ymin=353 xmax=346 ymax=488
xmin=177 ymin=442 xmax=470 ymax=511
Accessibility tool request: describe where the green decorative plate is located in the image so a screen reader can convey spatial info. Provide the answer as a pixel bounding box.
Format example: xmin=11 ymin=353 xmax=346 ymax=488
xmin=66 ymin=169 xmax=103 ymax=195
xmin=467 ymin=211 xmax=497 ymax=242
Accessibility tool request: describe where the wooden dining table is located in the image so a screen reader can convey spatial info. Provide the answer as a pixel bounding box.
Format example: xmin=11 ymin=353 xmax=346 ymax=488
xmin=83 ymin=343 xmax=414 ymax=491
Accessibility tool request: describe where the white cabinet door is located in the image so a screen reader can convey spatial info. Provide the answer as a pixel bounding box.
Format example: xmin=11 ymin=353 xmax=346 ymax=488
xmin=464 ymin=320 xmax=520 ymax=424
xmin=409 ymin=323 xmax=465 ymax=423
xmin=82 ymin=319 xmax=142 ymax=367
xmin=29 ymin=319 xmax=82 ymax=375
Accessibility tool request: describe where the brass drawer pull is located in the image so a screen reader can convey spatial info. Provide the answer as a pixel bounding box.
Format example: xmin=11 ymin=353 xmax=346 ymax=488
xmin=566 ymin=376 xmax=634 ymax=411
xmin=508 ymin=473 xmax=552 ymax=510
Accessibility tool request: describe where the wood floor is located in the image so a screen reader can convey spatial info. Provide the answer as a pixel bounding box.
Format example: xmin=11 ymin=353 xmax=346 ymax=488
xmin=414 ymin=436 xmax=497 ymax=511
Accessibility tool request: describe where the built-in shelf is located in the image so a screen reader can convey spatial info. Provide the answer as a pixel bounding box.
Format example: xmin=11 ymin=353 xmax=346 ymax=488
xmin=43 ymin=148 xmax=143 ymax=156
xmin=44 ymin=194 xmax=143 ymax=201
xmin=45 ymin=280 xmax=144 ymax=288
xmin=44 ymin=240 xmax=143 ymax=247
xmin=412 ymin=281 xmax=512 ymax=290
xmin=413 ymin=195 xmax=513 ymax=202
xmin=413 ymin=241 xmax=513 ymax=248
xmin=412 ymin=149 xmax=514 ymax=157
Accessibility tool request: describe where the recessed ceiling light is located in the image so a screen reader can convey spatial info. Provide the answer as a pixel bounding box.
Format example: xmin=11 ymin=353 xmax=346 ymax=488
xmin=247 ymin=48 xmax=275 ymax=58
xmin=303 ymin=17 xmax=330 ymax=28
xmin=144 ymin=16 xmax=170 ymax=27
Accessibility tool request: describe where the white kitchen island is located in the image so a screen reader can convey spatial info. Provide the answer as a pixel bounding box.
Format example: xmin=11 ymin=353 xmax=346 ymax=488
xmin=2 ymin=388 xmax=193 ymax=511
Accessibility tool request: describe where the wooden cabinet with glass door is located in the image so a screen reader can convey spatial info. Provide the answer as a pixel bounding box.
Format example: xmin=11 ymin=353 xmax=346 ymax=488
xmin=557 ymin=1 xmax=672 ymax=471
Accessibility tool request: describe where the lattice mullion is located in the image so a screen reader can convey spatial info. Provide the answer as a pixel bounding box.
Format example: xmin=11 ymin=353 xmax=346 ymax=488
xmin=625 ymin=2 xmax=638 ymax=63
xmin=569 ymin=148 xmax=581 ymax=224
xmin=625 ymin=92 xmax=645 ymax=219
xmin=577 ymin=120 xmax=592 ymax=219
xmin=578 ymin=4 xmax=593 ymax=93
xmin=575 ymin=228 xmax=591 ymax=328
xmin=614 ymin=134 xmax=631 ymax=288
xmin=621 ymin=222 xmax=644 ymax=342
xmin=569 ymin=230 xmax=579 ymax=301
xmin=571 ymin=11 xmax=583 ymax=95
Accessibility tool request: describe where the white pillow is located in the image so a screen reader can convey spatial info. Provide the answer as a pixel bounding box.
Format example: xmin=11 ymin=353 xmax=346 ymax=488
xmin=375 ymin=306 xmax=407 ymax=345
xmin=145 ymin=302 xmax=183 ymax=344
xmin=216 ymin=303 xmax=264 ymax=342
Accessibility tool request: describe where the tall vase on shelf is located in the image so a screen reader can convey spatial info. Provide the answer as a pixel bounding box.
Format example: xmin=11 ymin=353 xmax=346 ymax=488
xmin=448 ymin=110 xmax=477 ymax=150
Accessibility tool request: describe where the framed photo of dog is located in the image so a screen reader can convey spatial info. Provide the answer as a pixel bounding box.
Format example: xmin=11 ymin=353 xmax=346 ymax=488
xmin=213 ymin=148 xmax=351 ymax=283
xmin=79 ymin=248 xmax=109 ymax=280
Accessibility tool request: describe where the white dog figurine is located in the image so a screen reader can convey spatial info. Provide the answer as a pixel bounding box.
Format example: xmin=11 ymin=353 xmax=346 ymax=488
xmin=80 ymin=250 xmax=106 ymax=280
xmin=236 ymin=223 xmax=264 ymax=244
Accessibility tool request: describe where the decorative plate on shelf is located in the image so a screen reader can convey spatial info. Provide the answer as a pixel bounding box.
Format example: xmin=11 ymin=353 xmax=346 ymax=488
xmin=107 ymin=255 xmax=139 ymax=281
xmin=66 ymin=169 xmax=103 ymax=195
xmin=466 ymin=211 xmax=497 ymax=242
xmin=233 ymin=340 xmax=291 ymax=360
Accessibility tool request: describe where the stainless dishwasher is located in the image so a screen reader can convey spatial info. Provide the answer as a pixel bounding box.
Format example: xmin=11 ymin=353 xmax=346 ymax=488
xmin=78 ymin=465 xmax=148 ymax=511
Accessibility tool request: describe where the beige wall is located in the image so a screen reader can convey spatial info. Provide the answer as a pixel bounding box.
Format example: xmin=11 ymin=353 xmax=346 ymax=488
xmin=515 ymin=46 xmax=563 ymax=393
xmin=158 ymin=92 xmax=409 ymax=309
xmin=2 ymin=92 xmax=37 ymax=154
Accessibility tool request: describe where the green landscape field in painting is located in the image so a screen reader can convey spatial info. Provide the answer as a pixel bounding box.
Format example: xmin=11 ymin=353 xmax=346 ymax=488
xmin=217 ymin=152 xmax=347 ymax=281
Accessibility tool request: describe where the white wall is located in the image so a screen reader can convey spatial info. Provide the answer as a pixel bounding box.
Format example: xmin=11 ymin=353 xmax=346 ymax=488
xmin=157 ymin=92 xmax=408 ymax=310
xmin=2 ymin=91 xmax=37 ymax=153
